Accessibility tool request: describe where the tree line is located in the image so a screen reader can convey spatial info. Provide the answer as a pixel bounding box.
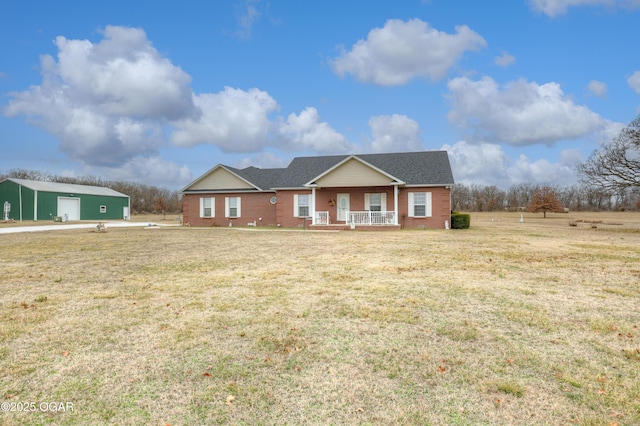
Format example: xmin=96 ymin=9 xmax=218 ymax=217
xmin=452 ymin=182 xmax=639 ymax=212
xmin=0 ymin=169 xmax=182 ymax=214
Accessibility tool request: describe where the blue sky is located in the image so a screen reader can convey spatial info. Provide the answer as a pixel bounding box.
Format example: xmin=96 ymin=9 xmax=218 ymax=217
xmin=1 ymin=0 xmax=639 ymax=190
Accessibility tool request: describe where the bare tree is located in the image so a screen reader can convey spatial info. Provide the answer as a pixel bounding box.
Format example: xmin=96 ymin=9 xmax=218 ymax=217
xmin=578 ymin=115 xmax=640 ymax=192
xmin=451 ymin=184 xmax=473 ymax=211
xmin=506 ymin=183 xmax=535 ymax=211
xmin=527 ymin=186 xmax=564 ymax=218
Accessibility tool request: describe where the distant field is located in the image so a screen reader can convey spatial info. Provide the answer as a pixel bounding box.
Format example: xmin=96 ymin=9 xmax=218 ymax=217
xmin=1 ymin=212 xmax=639 ymax=424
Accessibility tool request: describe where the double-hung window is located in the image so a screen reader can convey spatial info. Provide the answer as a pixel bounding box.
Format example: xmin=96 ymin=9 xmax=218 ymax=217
xmin=408 ymin=192 xmax=432 ymax=217
xmin=200 ymin=197 xmax=215 ymax=218
xmin=365 ymin=193 xmax=386 ymax=212
xmin=225 ymin=197 xmax=241 ymax=218
xmin=294 ymin=194 xmax=310 ymax=217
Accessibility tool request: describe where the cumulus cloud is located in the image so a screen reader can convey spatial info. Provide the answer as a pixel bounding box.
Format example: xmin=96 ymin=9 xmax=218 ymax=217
xmin=587 ymin=80 xmax=607 ymax=97
xmin=277 ymin=107 xmax=355 ymax=153
xmin=171 ymin=87 xmax=279 ymax=152
xmin=494 ymin=52 xmax=515 ymax=67
xmin=368 ymin=114 xmax=423 ymax=153
xmin=3 ymin=26 xmax=196 ymax=168
xmin=88 ymin=156 xmax=193 ymax=188
xmin=528 ymin=0 xmax=640 ymax=17
xmin=329 ymin=18 xmax=486 ymax=86
xmin=443 ymin=140 xmax=583 ymax=187
xmin=1 ymin=25 xmax=295 ymax=184
xmin=446 ymin=76 xmax=607 ymax=145
xmin=628 ymin=71 xmax=640 ymax=95
xmin=236 ymin=151 xmax=291 ymax=169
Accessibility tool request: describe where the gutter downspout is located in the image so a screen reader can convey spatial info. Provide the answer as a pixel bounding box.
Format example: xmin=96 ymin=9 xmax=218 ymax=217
xmin=33 ymin=190 xmax=38 ymax=221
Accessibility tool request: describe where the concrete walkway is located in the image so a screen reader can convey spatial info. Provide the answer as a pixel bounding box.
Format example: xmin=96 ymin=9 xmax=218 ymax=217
xmin=0 ymin=221 xmax=165 ymax=234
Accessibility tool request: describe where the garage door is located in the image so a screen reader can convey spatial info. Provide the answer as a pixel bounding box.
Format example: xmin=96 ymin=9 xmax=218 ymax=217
xmin=57 ymin=197 xmax=80 ymax=221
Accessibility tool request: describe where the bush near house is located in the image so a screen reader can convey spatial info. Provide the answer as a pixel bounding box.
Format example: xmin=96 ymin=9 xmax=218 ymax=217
xmin=451 ymin=212 xmax=470 ymax=229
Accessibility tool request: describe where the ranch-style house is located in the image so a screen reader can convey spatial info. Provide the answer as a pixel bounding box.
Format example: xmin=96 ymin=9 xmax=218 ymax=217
xmin=181 ymin=151 xmax=454 ymax=230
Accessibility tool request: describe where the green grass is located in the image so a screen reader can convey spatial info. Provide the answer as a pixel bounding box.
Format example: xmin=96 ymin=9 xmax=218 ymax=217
xmin=1 ymin=213 xmax=640 ymax=424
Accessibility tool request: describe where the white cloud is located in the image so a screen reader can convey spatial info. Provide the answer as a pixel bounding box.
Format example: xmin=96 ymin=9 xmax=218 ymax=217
xmin=236 ymin=151 xmax=291 ymax=169
xmin=235 ymin=0 xmax=262 ymax=39
xmin=330 ymin=18 xmax=486 ymax=86
xmin=494 ymin=52 xmax=515 ymax=67
xmin=443 ymin=140 xmax=582 ymax=187
xmin=443 ymin=141 xmax=510 ymax=186
xmin=3 ymin=26 xmax=196 ymax=168
xmin=528 ymin=0 xmax=640 ymax=17
xmin=171 ymin=87 xmax=279 ymax=152
xmin=88 ymin=156 xmax=192 ymax=188
xmin=446 ymin=76 xmax=607 ymax=145
xmin=278 ymin=107 xmax=355 ymax=153
xmin=628 ymin=71 xmax=640 ymax=95
xmin=508 ymin=152 xmax=579 ymax=185
xmin=368 ymin=114 xmax=423 ymax=153
xmin=587 ymin=80 xmax=607 ymax=97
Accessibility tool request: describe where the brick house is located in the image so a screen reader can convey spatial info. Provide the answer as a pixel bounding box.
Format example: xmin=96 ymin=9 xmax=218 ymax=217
xmin=181 ymin=151 xmax=454 ymax=229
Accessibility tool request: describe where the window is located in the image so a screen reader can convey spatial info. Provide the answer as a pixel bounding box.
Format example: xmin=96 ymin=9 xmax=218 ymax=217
xmin=200 ymin=197 xmax=215 ymax=218
xmin=294 ymin=194 xmax=310 ymax=217
xmin=225 ymin=197 xmax=241 ymax=218
xmin=365 ymin=193 xmax=386 ymax=212
xmin=99 ymin=205 xmax=107 ymax=214
xmin=409 ymin=192 xmax=432 ymax=217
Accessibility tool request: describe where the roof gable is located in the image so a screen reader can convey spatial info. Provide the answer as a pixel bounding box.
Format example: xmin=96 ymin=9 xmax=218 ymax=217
xmin=182 ymin=165 xmax=259 ymax=192
xmin=309 ymin=156 xmax=402 ymax=187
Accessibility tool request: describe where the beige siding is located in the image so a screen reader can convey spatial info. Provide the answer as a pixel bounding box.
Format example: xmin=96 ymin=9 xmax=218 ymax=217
xmin=315 ymin=158 xmax=393 ymax=187
xmin=187 ymin=168 xmax=254 ymax=190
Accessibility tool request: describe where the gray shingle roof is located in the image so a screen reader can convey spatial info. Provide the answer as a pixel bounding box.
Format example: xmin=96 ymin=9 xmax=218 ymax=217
xmin=226 ymin=166 xmax=286 ymax=191
xmin=356 ymin=151 xmax=454 ymax=186
xmin=4 ymin=178 xmax=129 ymax=198
xmin=273 ymin=151 xmax=454 ymax=188
xmin=272 ymin=155 xmax=348 ymax=188
xmin=183 ymin=151 xmax=454 ymax=192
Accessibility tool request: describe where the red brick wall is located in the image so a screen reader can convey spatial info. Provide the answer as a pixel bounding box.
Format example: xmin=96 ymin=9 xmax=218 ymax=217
xmin=182 ymin=192 xmax=277 ymax=227
xmin=275 ymin=190 xmax=312 ymax=228
xmin=276 ymin=186 xmax=451 ymax=229
xmin=398 ymin=187 xmax=451 ymax=229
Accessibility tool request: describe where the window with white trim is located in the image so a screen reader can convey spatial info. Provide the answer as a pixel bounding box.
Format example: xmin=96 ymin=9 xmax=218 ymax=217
xmin=100 ymin=205 xmax=107 ymax=214
xmin=225 ymin=197 xmax=241 ymax=218
xmin=365 ymin=193 xmax=386 ymax=212
xmin=200 ymin=197 xmax=215 ymax=218
xmin=294 ymin=194 xmax=310 ymax=217
xmin=408 ymin=192 xmax=432 ymax=217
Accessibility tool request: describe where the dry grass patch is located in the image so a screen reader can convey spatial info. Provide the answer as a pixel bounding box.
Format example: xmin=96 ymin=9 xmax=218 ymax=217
xmin=1 ymin=213 xmax=640 ymax=424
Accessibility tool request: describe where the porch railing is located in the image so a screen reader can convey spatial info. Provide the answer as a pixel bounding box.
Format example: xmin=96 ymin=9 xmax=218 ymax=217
xmin=347 ymin=211 xmax=396 ymax=226
xmin=315 ymin=211 xmax=330 ymax=225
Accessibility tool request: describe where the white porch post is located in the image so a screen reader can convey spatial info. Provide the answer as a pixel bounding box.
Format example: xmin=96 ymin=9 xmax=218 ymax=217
xmin=311 ymin=186 xmax=316 ymax=225
xmin=393 ymin=184 xmax=399 ymax=225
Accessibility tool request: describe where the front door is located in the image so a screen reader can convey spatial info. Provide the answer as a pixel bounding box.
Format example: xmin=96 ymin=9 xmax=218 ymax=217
xmin=337 ymin=193 xmax=349 ymax=222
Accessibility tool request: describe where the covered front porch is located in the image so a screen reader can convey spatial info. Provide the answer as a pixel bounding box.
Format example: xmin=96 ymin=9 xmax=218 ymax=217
xmin=301 ymin=154 xmax=406 ymax=228
xmin=307 ymin=185 xmax=402 ymax=228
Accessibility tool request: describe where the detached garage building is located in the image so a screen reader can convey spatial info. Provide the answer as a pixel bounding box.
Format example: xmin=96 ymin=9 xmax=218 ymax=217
xmin=0 ymin=178 xmax=130 ymax=222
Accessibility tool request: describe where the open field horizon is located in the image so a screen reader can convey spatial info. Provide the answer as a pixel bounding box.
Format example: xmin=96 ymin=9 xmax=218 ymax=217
xmin=1 ymin=212 xmax=639 ymax=424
